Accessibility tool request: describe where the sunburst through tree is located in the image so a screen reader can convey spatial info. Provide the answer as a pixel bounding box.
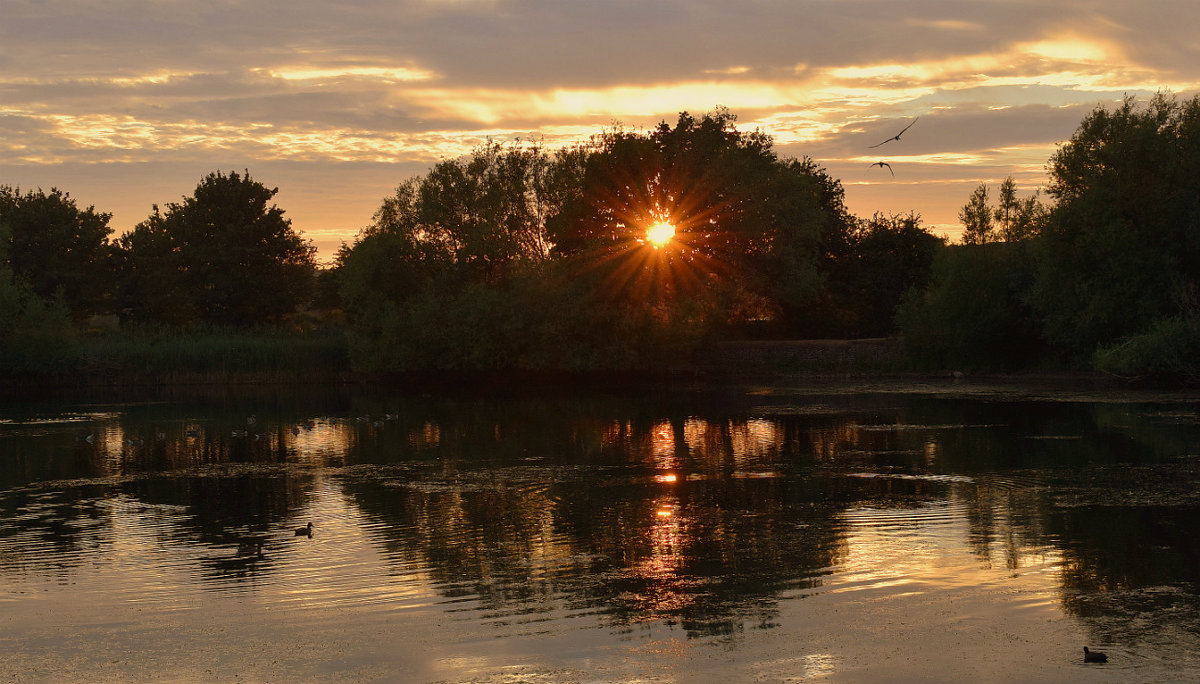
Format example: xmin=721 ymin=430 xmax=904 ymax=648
xmin=549 ymin=108 xmax=850 ymax=335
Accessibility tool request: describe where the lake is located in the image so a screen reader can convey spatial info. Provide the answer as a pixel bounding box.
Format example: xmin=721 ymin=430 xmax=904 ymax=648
xmin=1 ymin=380 xmax=1198 ymax=683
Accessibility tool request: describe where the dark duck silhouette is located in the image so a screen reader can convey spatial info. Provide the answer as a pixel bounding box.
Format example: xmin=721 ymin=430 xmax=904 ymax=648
xmin=870 ymin=161 xmax=894 ymax=176
xmin=295 ymin=522 xmax=314 ymax=537
xmin=868 ymin=116 xmax=918 ymax=148
xmin=1083 ymin=647 xmax=1108 ymax=663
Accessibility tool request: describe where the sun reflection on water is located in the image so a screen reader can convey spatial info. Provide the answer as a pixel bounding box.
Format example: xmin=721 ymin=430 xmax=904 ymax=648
xmin=3 ymin=394 xmax=1199 ymax=681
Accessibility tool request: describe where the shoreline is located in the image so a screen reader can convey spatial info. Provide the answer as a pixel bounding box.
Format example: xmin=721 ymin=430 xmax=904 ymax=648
xmin=2 ymin=338 xmax=1195 ymax=399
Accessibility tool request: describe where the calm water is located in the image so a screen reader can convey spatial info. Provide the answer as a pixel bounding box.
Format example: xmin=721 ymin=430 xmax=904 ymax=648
xmin=1 ymin=381 xmax=1199 ymax=683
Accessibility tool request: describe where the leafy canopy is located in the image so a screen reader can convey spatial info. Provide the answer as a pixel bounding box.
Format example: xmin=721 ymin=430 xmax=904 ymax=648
xmin=120 ymin=170 xmax=316 ymax=325
xmin=0 ymin=186 xmax=115 ymax=316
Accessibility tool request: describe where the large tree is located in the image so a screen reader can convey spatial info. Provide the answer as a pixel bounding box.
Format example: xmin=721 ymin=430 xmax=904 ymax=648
xmin=0 ymin=186 xmax=115 ymax=316
xmin=335 ymin=143 xmax=616 ymax=372
xmin=822 ymin=212 xmax=943 ymax=338
xmin=337 ymin=143 xmax=586 ymax=326
xmin=365 ymin=142 xmax=579 ymax=281
xmin=549 ymin=109 xmax=853 ymax=334
xmin=119 ymin=171 xmax=316 ymax=325
xmin=1035 ymin=93 xmax=1200 ymax=356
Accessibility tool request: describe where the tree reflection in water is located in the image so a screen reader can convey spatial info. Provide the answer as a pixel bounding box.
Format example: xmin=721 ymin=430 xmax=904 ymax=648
xmin=0 ymin=388 xmax=1198 ymax=651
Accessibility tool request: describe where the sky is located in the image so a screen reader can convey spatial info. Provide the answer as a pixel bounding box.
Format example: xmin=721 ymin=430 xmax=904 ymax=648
xmin=4 ymin=0 xmax=1199 ymax=261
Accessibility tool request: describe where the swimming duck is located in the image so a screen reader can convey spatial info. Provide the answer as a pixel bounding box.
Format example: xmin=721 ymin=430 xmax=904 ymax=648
xmin=1083 ymin=647 xmax=1107 ymax=663
xmin=295 ymin=522 xmax=313 ymax=537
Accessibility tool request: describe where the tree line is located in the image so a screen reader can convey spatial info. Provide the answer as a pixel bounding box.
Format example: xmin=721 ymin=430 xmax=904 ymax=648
xmin=901 ymin=93 xmax=1200 ymax=382
xmin=3 ymin=97 xmax=1198 ymax=381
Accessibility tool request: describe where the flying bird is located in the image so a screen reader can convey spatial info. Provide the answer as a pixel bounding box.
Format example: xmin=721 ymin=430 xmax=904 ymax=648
xmin=868 ymin=117 xmax=919 ymax=148
xmin=870 ymin=161 xmax=894 ymax=176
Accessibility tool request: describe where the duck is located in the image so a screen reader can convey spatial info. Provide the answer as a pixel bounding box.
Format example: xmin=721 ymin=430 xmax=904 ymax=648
xmin=295 ymin=522 xmax=314 ymax=537
xmin=1083 ymin=647 xmax=1108 ymax=663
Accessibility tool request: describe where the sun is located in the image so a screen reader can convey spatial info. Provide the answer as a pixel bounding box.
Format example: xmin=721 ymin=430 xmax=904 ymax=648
xmin=645 ymin=221 xmax=676 ymax=248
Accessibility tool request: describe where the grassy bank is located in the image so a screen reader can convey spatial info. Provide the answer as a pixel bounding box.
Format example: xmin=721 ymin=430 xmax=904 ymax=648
xmin=2 ymin=327 xmax=353 ymax=389
xmin=0 ymin=328 xmax=1164 ymax=393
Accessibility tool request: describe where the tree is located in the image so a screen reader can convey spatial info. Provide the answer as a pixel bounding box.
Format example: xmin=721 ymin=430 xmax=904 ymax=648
xmin=959 ymin=184 xmax=994 ymax=244
xmin=347 ymin=142 xmax=580 ymax=292
xmin=823 ymin=212 xmax=943 ymax=337
xmin=549 ymin=109 xmax=852 ymax=335
xmin=119 ymin=171 xmax=316 ymax=325
xmin=0 ymin=186 xmax=115 ymax=316
xmin=335 ymin=143 xmax=613 ymax=370
xmin=896 ymin=242 xmax=1041 ymax=370
xmin=994 ymin=177 xmax=1045 ymax=242
xmin=1035 ymin=93 xmax=1200 ymax=358
xmin=960 ymin=178 xmax=1046 ymax=246
xmin=0 ymin=222 xmax=76 ymax=373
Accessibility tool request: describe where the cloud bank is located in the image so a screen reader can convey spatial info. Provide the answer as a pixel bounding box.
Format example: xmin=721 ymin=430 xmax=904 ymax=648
xmin=4 ymin=0 xmax=1199 ymax=255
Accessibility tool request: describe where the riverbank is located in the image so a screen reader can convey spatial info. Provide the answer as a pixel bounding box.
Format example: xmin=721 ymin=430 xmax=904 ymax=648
xmin=1 ymin=335 xmax=1187 ymax=397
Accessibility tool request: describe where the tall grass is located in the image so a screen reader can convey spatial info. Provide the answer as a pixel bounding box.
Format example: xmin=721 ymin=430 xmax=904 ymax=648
xmin=69 ymin=325 xmax=351 ymax=384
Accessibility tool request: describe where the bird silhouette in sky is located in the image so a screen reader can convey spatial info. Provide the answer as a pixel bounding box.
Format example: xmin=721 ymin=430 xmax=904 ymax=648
xmin=870 ymin=161 xmax=894 ymax=176
xmin=868 ymin=117 xmax=919 ymax=148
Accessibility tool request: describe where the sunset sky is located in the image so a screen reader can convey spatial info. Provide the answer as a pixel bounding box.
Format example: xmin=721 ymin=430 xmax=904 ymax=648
xmin=4 ymin=0 xmax=1199 ymax=260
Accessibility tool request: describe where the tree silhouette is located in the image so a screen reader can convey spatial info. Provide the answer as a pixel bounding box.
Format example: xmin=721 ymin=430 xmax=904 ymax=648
xmin=0 ymin=186 xmax=116 ymax=316
xmin=550 ymin=109 xmax=852 ymax=334
xmin=1036 ymin=93 xmax=1200 ymax=357
xmin=120 ymin=171 xmax=316 ymax=325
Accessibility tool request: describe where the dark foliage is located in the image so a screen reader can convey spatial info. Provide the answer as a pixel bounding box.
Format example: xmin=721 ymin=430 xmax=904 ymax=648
xmin=0 ymin=186 xmax=116 ymax=316
xmin=896 ymin=242 xmax=1042 ymax=371
xmin=1036 ymin=94 xmax=1200 ymax=358
xmin=549 ymin=109 xmax=854 ymax=336
xmin=817 ymin=212 xmax=942 ymax=338
xmin=119 ymin=170 xmax=316 ymax=326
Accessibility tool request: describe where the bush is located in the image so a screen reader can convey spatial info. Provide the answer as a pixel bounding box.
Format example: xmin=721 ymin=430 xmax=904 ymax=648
xmin=896 ymin=243 xmax=1042 ymax=371
xmin=0 ymin=271 xmax=76 ymax=375
xmin=348 ymin=270 xmax=711 ymax=373
xmin=1093 ymin=316 xmax=1200 ymax=383
xmin=77 ymin=325 xmax=348 ymax=376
